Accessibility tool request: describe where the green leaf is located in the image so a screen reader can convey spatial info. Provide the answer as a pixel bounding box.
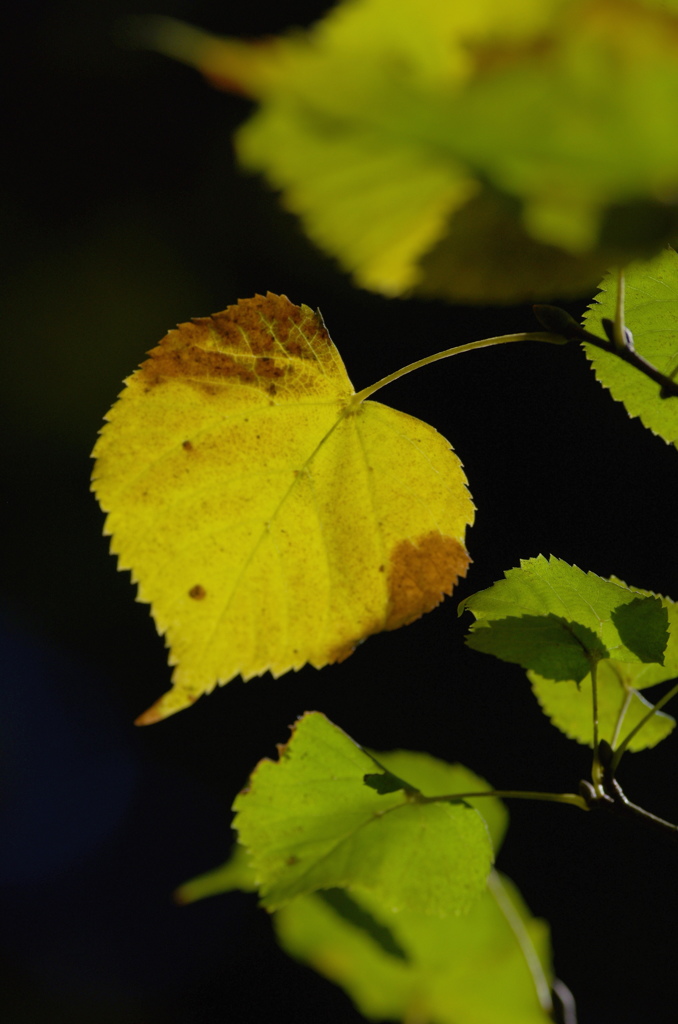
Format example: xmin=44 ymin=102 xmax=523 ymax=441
xmin=232 ymin=712 xmax=494 ymax=915
xmin=530 ymin=663 xmax=675 ymax=752
xmin=583 ymin=247 xmax=678 ymax=446
xmin=464 ymin=614 xmax=607 ymax=682
xmin=459 ymin=555 xmax=667 ymax=667
xmin=606 ymin=581 xmax=678 ymax=690
xmin=611 ymin=596 xmax=668 ymax=664
xmin=370 ymin=749 xmax=509 ymax=855
xmin=274 ymin=872 xmax=554 ymax=1024
xmin=530 ymin=581 xmax=678 ymax=750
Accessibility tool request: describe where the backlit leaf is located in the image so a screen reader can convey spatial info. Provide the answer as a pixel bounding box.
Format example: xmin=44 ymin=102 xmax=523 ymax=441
xmin=371 ymin=748 xmax=508 ymax=855
xmin=530 ymin=664 xmax=675 ymax=751
xmin=531 ymin=581 xmax=678 ymax=750
xmin=275 ymin=873 xmax=554 ymax=1024
xmin=174 ymin=843 xmax=257 ymax=904
xmin=461 ymin=558 xmax=676 ymax=750
xmin=146 ymin=1 xmax=678 ymax=302
xmin=92 ymin=294 xmax=472 ymax=722
xmin=232 ymin=712 xmax=494 ymax=915
xmin=459 ymin=555 xmax=668 ymax=669
xmin=583 ymin=247 xmax=678 ymax=447
xmin=464 ymin=614 xmax=607 ymax=682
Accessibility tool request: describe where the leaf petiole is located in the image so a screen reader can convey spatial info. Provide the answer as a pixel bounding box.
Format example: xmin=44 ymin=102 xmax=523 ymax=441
xmin=611 ymin=678 xmax=678 ymax=773
xmin=533 ymin=301 xmax=678 ymax=398
xmin=488 ymin=871 xmax=554 ymax=1016
xmin=612 ymin=266 xmax=628 ymax=353
xmin=590 ymin=658 xmax=603 ymax=792
xmin=414 ymin=788 xmax=588 ymax=811
xmin=351 ymin=332 xmax=564 ymax=404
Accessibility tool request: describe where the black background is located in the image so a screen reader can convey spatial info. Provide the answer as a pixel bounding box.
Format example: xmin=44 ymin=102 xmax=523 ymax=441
xmin=2 ymin=2 xmax=677 ymax=1022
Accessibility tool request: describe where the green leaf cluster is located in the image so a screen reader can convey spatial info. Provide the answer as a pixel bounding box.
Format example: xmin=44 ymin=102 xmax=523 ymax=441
xmin=461 ymin=556 xmax=676 ymax=750
xmin=178 ymin=713 xmax=554 ymax=1024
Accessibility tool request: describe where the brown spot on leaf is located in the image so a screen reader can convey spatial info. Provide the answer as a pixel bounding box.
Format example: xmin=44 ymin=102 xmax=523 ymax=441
xmin=182 ymin=440 xmax=193 ymax=451
xmin=188 ymin=584 xmax=207 ymax=600
xmin=385 ymin=533 xmax=470 ymax=631
xmin=255 ymin=356 xmax=285 ymax=379
xmin=135 ymin=293 xmax=340 ymax=396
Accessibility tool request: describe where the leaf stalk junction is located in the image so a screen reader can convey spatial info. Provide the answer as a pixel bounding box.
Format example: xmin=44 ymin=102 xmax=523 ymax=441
xmin=533 ymin=275 xmax=678 ymax=401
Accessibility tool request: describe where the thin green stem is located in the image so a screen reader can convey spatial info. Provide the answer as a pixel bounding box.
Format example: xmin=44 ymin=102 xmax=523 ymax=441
xmin=611 ymin=678 xmax=678 ymax=773
xmin=610 ymin=686 xmax=632 ymax=750
xmin=351 ymin=332 xmax=563 ymax=405
xmin=416 ymin=789 xmax=588 ymax=810
xmin=613 ymin=266 xmax=627 ymax=352
xmin=488 ymin=871 xmax=553 ymax=1016
xmin=590 ymin=659 xmax=603 ymax=791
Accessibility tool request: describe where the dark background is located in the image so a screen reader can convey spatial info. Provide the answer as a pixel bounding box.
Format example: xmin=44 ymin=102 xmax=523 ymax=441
xmin=2 ymin=2 xmax=677 ymax=1022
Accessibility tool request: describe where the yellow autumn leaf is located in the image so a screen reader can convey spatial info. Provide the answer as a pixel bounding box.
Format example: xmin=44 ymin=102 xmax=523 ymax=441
xmin=92 ymin=294 xmax=473 ymax=723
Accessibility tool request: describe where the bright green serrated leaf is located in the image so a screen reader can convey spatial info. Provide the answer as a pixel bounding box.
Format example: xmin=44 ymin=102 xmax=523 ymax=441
xmin=583 ymin=247 xmax=678 ymax=446
xmin=530 ymin=662 xmax=675 ymax=751
xmin=465 ymin=613 xmax=607 ymax=682
xmin=459 ymin=555 xmax=667 ymax=667
xmin=605 ymin=579 xmax=678 ymax=690
xmin=611 ymin=595 xmax=668 ymax=663
xmin=232 ymin=712 xmax=493 ymax=915
xmin=274 ymin=872 xmax=553 ymax=1024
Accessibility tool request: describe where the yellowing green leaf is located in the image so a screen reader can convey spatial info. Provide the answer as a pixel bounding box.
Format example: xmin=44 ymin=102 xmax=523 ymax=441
xmin=530 ymin=664 xmax=675 ymax=752
xmin=146 ymin=1 xmax=678 ymax=302
xmin=232 ymin=712 xmax=494 ymax=915
xmin=274 ymin=873 xmax=553 ymax=1024
xmin=92 ymin=294 xmax=472 ymax=722
xmin=583 ymin=247 xmax=678 ymax=447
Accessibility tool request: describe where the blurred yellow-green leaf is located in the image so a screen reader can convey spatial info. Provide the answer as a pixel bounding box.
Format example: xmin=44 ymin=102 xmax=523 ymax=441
xmin=275 ymin=872 xmax=554 ymax=1024
xmin=147 ymin=0 xmax=678 ymax=302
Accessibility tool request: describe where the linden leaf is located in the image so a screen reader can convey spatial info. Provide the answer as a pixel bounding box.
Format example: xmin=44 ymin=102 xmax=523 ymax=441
xmin=461 ymin=558 xmax=676 ymax=751
xmin=92 ymin=294 xmax=473 ymax=722
xmin=530 ymin=665 xmax=675 ymax=752
xmin=531 ymin=580 xmax=678 ymax=751
xmin=464 ymin=614 xmax=607 ymax=683
xmin=274 ymin=874 xmax=554 ymax=1024
xmin=459 ymin=555 xmax=668 ymax=669
xmin=232 ymin=712 xmax=493 ymax=915
xmin=583 ymin=247 xmax=678 ymax=447
xmin=144 ymin=2 xmax=678 ymax=302
xmin=370 ymin=749 xmax=508 ymax=855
